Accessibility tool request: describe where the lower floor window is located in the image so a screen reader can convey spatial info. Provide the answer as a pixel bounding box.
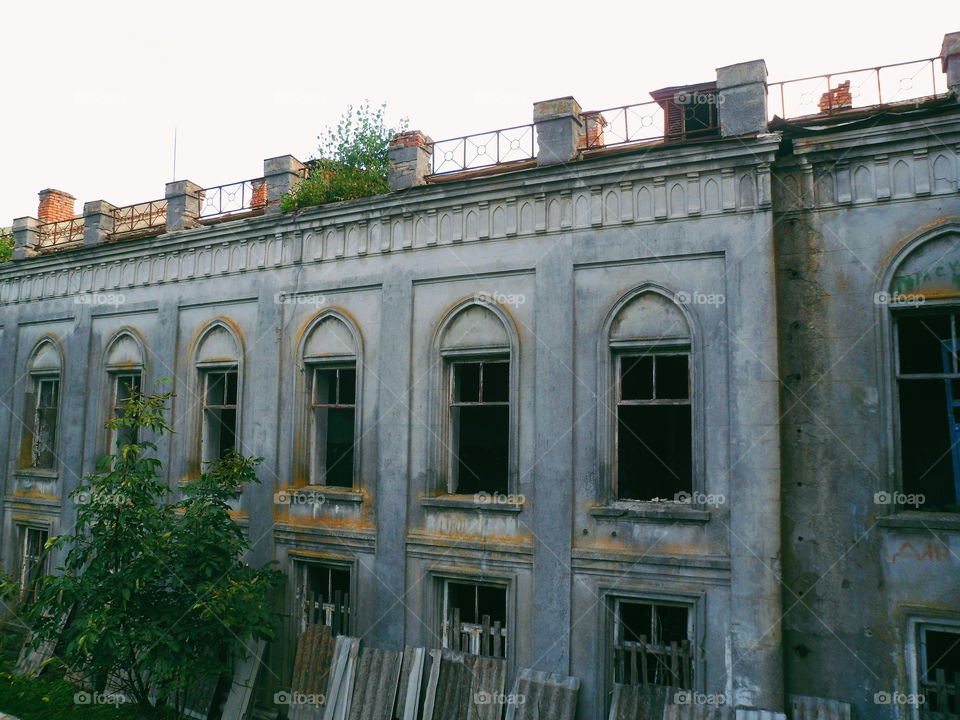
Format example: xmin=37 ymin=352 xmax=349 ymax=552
xmin=295 ymin=561 xmax=351 ymax=636
xmin=611 ymin=598 xmax=693 ymax=688
xmin=918 ymin=623 xmax=960 ymax=716
xmin=442 ymin=579 xmax=507 ymax=658
xmin=17 ymin=526 xmax=48 ymax=605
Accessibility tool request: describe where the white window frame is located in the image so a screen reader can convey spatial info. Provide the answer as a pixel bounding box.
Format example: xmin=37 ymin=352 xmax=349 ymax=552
xmin=198 ymin=362 xmax=240 ymax=465
xmin=306 ymin=360 xmax=359 ymax=488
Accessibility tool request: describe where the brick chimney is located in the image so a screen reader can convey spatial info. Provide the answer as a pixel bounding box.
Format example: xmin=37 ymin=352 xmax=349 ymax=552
xmin=818 ymin=80 xmax=853 ymax=112
xmin=37 ymin=189 xmax=77 ymax=224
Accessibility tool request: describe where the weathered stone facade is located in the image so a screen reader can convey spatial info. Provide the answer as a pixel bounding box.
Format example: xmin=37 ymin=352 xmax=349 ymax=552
xmin=2 ymin=35 xmax=960 ymax=720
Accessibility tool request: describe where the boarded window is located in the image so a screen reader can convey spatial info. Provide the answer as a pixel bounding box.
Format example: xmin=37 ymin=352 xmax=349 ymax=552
xmin=310 ymin=365 xmax=357 ymax=487
xmin=611 ymin=598 xmax=693 ymax=688
xmin=449 ymin=359 xmax=509 ymax=495
xmin=443 ymin=580 xmax=507 ymax=658
xmin=918 ymin=624 xmax=960 ymax=716
xmin=896 ymin=312 xmax=960 ymax=510
xmin=17 ymin=526 xmax=48 ymax=604
xmin=202 ymin=368 xmax=238 ymax=462
xmin=616 ymin=353 xmax=692 ymax=500
xmin=295 ymin=561 xmax=351 ymax=636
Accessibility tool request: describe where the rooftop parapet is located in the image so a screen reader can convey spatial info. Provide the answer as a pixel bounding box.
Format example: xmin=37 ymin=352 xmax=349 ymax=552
xmin=6 ymin=32 xmax=958 ymax=261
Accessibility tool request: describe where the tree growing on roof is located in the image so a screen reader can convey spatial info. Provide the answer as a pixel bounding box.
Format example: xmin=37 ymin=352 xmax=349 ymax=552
xmin=27 ymin=384 xmax=283 ymax=718
xmin=280 ymin=101 xmax=407 ymax=211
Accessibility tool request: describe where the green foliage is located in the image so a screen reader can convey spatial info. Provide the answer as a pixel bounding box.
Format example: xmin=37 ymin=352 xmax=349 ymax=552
xmin=0 ymin=234 xmax=12 ymax=263
xmin=0 ymin=563 xmax=17 ymax=605
xmin=0 ymin=670 xmax=163 ymax=719
xmin=280 ymin=101 xmax=407 ymax=211
xmin=28 ymin=385 xmax=283 ymax=718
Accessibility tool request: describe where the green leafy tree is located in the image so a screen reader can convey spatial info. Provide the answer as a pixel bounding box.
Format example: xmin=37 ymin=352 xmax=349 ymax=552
xmin=28 ymin=386 xmax=282 ymax=718
xmin=0 ymin=233 xmax=12 ymax=263
xmin=281 ymin=101 xmax=407 ymax=211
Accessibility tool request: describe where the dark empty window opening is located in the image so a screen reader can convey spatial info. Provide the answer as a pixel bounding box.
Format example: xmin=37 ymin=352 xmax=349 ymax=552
xmin=310 ymin=366 xmax=357 ymax=488
xmin=28 ymin=375 xmax=60 ymax=470
xmin=449 ymin=360 xmax=509 ymax=495
xmin=612 ymin=599 xmax=693 ymax=688
xmin=919 ymin=625 xmax=960 ymax=715
xmin=296 ymin=562 xmax=351 ymax=636
xmin=110 ymin=372 xmax=143 ymax=450
xmin=896 ymin=312 xmax=960 ymax=511
xmin=17 ymin=526 xmax=48 ymax=605
xmin=443 ymin=580 xmax=507 ymax=658
xmin=202 ymin=368 xmax=238 ymax=463
xmin=616 ymin=352 xmax=692 ymax=501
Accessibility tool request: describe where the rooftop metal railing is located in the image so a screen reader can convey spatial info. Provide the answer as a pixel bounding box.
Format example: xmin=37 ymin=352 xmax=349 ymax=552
xmin=768 ymin=57 xmax=949 ymax=120
xmin=37 ymin=217 xmax=85 ymax=249
xmin=198 ymin=177 xmax=267 ymax=219
xmin=429 ymin=124 xmax=536 ymax=175
xmin=112 ymin=199 xmax=168 ymax=234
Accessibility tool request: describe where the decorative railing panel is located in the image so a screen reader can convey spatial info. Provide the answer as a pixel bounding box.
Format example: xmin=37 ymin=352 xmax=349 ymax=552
xmin=199 ymin=177 xmax=267 ymax=219
xmin=112 ymin=199 xmax=167 ymax=234
xmin=37 ymin=218 xmax=85 ymax=249
xmin=769 ymin=57 xmax=948 ymax=120
xmin=430 ymin=124 xmax=536 ymax=175
xmin=581 ymin=101 xmax=666 ymax=149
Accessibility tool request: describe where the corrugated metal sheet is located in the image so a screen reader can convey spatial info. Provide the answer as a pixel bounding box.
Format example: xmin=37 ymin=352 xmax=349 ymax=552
xmin=607 ymin=683 xmax=679 ymax=720
xmin=293 ymin=624 xmax=337 ymax=697
xmin=290 ymin=625 xmax=337 ymax=720
xmin=423 ymin=649 xmax=506 ymax=720
xmin=788 ymin=694 xmax=852 ymax=720
xmin=663 ymin=702 xmax=733 ymax=720
xmin=323 ymin=636 xmax=360 ymax=720
xmin=505 ymin=668 xmax=580 ymax=720
xmin=395 ymin=646 xmax=426 ymax=720
xmin=734 ymin=709 xmax=787 ymax=720
xmin=221 ymin=639 xmax=266 ymax=720
xmin=347 ymin=647 xmax=404 ymax=720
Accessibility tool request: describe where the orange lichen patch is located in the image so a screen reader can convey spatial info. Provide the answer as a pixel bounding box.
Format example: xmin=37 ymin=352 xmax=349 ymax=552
xmin=410 ymin=525 xmax=535 ymax=546
xmin=275 ymin=511 xmax=372 ymax=531
xmin=12 ymin=488 xmax=58 ymax=500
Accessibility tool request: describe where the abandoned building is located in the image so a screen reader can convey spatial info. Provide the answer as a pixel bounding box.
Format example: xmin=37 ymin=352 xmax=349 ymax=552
xmin=2 ymin=31 xmax=960 ymax=720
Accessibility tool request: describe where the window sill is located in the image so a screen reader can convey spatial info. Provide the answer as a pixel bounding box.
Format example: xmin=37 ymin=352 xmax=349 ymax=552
xmin=14 ymin=469 xmax=59 ymax=480
xmin=287 ymin=486 xmax=363 ymax=504
xmin=421 ymin=495 xmax=524 ymax=513
xmin=877 ymin=511 xmax=960 ymax=532
xmin=590 ymin=503 xmax=711 ymax=523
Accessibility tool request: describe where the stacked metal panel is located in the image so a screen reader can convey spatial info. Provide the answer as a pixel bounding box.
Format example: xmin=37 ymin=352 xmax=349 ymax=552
xmin=663 ymin=702 xmax=733 ymax=720
xmin=505 ymin=668 xmax=580 ymax=720
xmin=733 ymin=710 xmax=787 ymax=720
xmin=394 ymin=647 xmax=426 ymax=720
xmin=346 ymin=647 xmax=404 ymax=720
xmin=221 ymin=639 xmax=267 ymax=720
xmin=290 ymin=624 xmax=337 ymax=720
xmin=422 ymin=649 xmax=507 ymax=720
xmin=788 ymin=695 xmax=852 ymax=720
xmin=607 ymin=683 xmax=680 ymax=720
xmin=323 ymin=636 xmax=360 ymax=720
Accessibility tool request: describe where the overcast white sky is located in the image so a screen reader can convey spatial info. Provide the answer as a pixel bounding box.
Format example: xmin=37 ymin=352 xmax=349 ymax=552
xmin=1 ymin=0 xmax=956 ymax=224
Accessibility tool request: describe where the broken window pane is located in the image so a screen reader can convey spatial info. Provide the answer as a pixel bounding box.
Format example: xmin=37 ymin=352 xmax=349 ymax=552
xmin=18 ymin=526 xmax=48 ymax=604
xmin=920 ymin=626 xmax=960 ymax=713
xmin=450 ymin=360 xmax=510 ymax=494
xmin=896 ymin=311 xmax=960 ymax=510
xmin=311 ymin=365 xmax=357 ymax=487
xmin=613 ymin=599 xmax=692 ymax=687
xmin=298 ymin=562 xmax=351 ymax=636
xmin=444 ymin=580 xmax=507 ymax=658
xmin=111 ymin=373 xmax=143 ymax=449
xmin=616 ymin=352 xmax=692 ymax=501
xmin=30 ymin=377 xmax=59 ymax=469
xmin=202 ymin=368 xmax=238 ymax=463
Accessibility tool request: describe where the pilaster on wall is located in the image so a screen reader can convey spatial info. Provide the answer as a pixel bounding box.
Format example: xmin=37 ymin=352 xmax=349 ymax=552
xmin=943 ymin=32 xmax=960 ymax=98
xmin=11 ymin=217 xmax=39 ymax=260
xmin=388 ymin=131 xmax=433 ymax=191
xmin=165 ymin=180 xmax=203 ymax=232
xmin=264 ymin=155 xmax=306 ymax=214
xmin=83 ymin=201 xmax=117 ymax=247
xmin=716 ymin=60 xmax=768 ymax=137
xmin=533 ymin=96 xmax=582 ymax=166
